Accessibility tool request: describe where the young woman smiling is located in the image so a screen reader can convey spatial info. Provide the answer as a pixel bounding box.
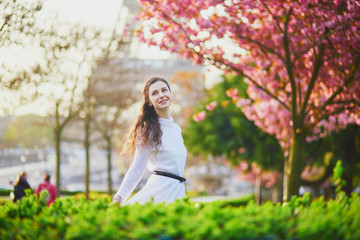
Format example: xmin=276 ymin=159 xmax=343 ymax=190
xmin=110 ymin=77 xmax=187 ymax=205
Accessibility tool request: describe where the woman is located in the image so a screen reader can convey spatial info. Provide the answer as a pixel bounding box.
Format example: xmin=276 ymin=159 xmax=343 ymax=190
xmin=35 ymin=173 xmax=57 ymax=206
xmin=13 ymin=172 xmax=32 ymax=203
xmin=110 ymin=77 xmax=187 ymax=205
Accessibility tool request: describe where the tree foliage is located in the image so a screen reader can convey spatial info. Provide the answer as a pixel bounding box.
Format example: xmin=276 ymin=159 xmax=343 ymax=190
xmin=0 ymin=0 xmax=43 ymax=89
xmin=184 ymin=75 xmax=283 ymax=170
xmin=137 ymin=0 xmax=360 ymax=149
xmin=0 ymin=0 xmax=42 ymax=47
xmin=136 ymin=0 xmax=360 ymax=200
xmin=1 ymin=115 xmax=52 ymax=148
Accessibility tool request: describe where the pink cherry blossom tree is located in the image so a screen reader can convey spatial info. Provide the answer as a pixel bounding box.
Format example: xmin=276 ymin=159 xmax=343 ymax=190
xmin=136 ymin=0 xmax=360 ymax=201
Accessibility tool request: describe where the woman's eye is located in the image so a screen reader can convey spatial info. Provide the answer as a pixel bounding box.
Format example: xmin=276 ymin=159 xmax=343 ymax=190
xmin=162 ymin=89 xmax=167 ymax=92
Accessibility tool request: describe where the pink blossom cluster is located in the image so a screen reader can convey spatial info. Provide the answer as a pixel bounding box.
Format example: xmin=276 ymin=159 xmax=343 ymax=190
xmin=226 ymin=88 xmax=239 ymax=100
xmin=192 ymin=101 xmax=217 ymax=122
xmin=137 ymin=0 xmax=360 ymax=152
xmin=193 ymin=110 xmax=206 ymax=122
xmin=234 ymin=161 xmax=281 ymax=188
xmin=205 ymin=101 xmax=217 ymax=111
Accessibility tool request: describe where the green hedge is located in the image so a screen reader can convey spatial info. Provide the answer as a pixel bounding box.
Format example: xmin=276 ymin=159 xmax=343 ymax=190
xmin=0 ymin=191 xmax=359 ymax=240
xmin=0 ymin=189 xmax=12 ymax=197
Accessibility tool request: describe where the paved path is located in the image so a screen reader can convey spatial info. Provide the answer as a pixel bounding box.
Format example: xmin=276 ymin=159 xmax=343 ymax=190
xmin=190 ymin=194 xmax=246 ymax=203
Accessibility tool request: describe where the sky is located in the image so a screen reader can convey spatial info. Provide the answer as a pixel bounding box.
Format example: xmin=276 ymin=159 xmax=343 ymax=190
xmin=44 ymin=0 xmax=123 ymax=28
xmin=40 ymin=0 xmax=223 ymax=69
xmin=43 ymin=0 xmax=171 ymax=59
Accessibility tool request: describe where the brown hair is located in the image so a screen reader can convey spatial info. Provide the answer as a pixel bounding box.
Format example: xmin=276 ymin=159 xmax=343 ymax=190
xmin=124 ymin=77 xmax=171 ymax=157
xmin=14 ymin=172 xmax=27 ymax=186
xmin=44 ymin=174 xmax=50 ymax=182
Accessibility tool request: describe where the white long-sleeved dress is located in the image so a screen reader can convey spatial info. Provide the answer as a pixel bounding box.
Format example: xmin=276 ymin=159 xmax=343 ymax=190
xmin=115 ymin=117 xmax=187 ymax=205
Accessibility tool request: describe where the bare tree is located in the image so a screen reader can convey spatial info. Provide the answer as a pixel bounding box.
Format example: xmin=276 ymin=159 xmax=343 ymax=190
xmin=89 ymin=54 xmax=140 ymax=195
xmin=0 ymin=0 xmax=44 ymax=114
xmin=0 ymin=0 xmax=42 ymax=47
xmin=79 ymin=30 xmax=141 ymax=198
xmin=1 ymin=1 xmax=135 ymax=197
xmin=24 ymin=22 xmax=113 ymax=194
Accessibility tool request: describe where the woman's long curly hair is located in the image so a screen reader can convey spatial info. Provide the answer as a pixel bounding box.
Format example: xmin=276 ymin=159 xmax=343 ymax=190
xmin=124 ymin=77 xmax=171 ymax=157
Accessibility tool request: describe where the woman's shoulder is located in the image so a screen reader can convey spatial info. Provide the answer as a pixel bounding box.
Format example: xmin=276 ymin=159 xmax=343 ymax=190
xmin=159 ymin=117 xmax=182 ymax=133
xmin=172 ymin=122 xmax=182 ymax=133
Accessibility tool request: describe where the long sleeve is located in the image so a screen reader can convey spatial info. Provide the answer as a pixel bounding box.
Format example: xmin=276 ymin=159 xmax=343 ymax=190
xmin=115 ymin=142 xmax=152 ymax=202
xmin=49 ymin=184 xmax=57 ymax=201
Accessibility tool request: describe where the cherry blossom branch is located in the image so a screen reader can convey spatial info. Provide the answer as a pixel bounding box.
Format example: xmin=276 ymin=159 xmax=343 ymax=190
xmin=234 ymin=34 xmax=285 ymax=62
xmin=305 ymin=104 xmax=358 ymax=136
xmin=298 ymin=38 xmax=327 ymax=124
xmin=214 ymin=58 xmax=290 ymax=110
xmin=195 ymin=51 xmax=290 ymax=110
xmin=161 ymin=12 xmax=289 ymax=110
xmin=259 ymin=1 xmax=284 ymax=33
xmin=203 ymin=4 xmax=285 ymax=62
xmin=282 ymin=8 xmax=299 ymax=130
xmin=292 ymin=16 xmax=360 ymax=65
xmin=323 ymin=105 xmax=358 ymax=119
xmin=321 ymin=54 xmax=360 ymax=111
xmin=330 ymin=100 xmax=359 ymax=106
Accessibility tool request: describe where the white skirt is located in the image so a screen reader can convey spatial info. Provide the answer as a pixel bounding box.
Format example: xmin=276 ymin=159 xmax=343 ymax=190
xmin=124 ymin=174 xmax=186 ymax=205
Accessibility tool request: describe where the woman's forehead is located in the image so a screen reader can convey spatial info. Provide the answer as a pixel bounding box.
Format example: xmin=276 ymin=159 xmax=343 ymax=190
xmin=149 ymin=81 xmax=169 ymax=92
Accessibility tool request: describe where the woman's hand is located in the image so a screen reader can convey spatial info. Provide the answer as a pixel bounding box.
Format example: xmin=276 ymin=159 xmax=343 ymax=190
xmin=109 ymin=195 xmax=123 ymax=206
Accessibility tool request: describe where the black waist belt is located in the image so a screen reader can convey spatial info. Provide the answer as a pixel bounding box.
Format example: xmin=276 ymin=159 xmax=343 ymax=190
xmin=152 ymin=170 xmax=186 ymax=182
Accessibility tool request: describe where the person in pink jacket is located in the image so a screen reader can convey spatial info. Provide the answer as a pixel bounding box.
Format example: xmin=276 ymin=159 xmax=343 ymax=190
xmin=35 ymin=174 xmax=57 ymax=206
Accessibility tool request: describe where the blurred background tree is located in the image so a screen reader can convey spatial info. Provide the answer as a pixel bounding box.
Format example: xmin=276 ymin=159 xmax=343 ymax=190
xmin=184 ymin=75 xmax=283 ymax=170
xmin=89 ymin=54 xmax=140 ymax=195
xmin=1 ymin=0 xmax=134 ymax=196
xmin=184 ymin=75 xmax=284 ymax=203
xmin=0 ymin=0 xmax=43 ymax=47
xmin=0 ymin=0 xmax=44 ymax=115
xmin=79 ymin=47 xmax=139 ymax=198
xmin=1 ymin=115 xmax=52 ymax=149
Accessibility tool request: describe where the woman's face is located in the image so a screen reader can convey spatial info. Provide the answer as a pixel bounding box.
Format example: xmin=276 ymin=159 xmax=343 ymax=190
xmin=148 ymin=80 xmax=172 ymax=112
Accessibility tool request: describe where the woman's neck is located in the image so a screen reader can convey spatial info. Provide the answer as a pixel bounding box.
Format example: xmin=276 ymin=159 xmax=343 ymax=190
xmin=156 ymin=109 xmax=170 ymax=119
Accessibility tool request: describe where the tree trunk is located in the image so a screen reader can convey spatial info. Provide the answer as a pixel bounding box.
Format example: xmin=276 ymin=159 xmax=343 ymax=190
xmin=84 ymin=114 xmax=91 ymax=200
xmin=283 ymin=133 xmax=306 ymax=202
xmin=272 ymin=179 xmax=281 ymax=203
xmin=255 ymin=171 xmax=261 ymax=205
xmin=55 ymin=131 xmax=61 ymax=195
xmin=55 ymin=103 xmax=61 ymax=196
xmin=107 ymin=145 xmax=112 ymax=195
xmin=342 ymin=125 xmax=357 ymax=196
xmin=343 ymin=171 xmax=353 ymax=196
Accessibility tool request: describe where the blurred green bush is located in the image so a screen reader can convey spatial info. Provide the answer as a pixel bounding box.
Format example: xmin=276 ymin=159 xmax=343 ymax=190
xmin=0 ymin=192 xmax=359 ymax=240
xmin=0 ymin=189 xmax=12 ymax=197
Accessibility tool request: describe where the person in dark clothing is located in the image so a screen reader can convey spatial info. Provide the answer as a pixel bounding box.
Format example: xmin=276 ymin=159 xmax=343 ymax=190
xmin=13 ymin=172 xmax=31 ymax=202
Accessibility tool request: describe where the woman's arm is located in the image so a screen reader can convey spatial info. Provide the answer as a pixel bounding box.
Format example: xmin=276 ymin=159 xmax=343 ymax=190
xmin=112 ymin=142 xmax=152 ymax=204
